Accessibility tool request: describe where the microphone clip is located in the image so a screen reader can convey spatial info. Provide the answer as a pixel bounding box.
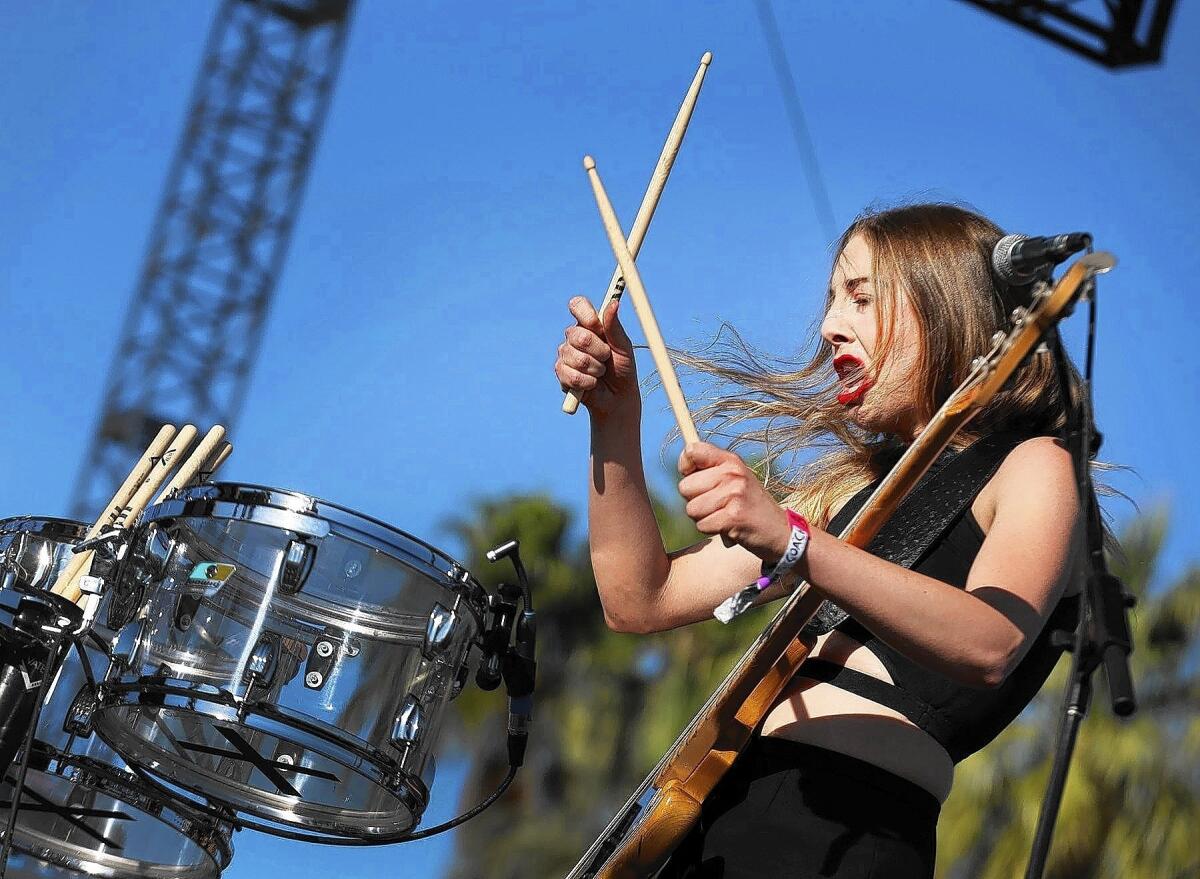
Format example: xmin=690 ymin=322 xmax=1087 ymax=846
xmin=477 ymin=540 xmax=537 ymax=768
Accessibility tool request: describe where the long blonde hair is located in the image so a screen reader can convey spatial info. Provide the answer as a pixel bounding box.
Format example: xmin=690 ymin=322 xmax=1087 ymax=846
xmin=678 ymin=203 xmax=1085 ymax=526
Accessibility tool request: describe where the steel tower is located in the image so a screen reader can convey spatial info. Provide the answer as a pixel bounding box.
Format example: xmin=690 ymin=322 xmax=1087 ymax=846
xmin=69 ymin=0 xmax=353 ymax=519
xmin=958 ymin=0 xmax=1176 ymax=68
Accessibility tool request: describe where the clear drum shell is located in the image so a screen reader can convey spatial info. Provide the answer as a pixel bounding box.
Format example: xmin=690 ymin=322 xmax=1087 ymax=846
xmin=0 ymin=517 xmax=234 ymax=879
xmin=93 ymin=483 xmax=487 ymax=838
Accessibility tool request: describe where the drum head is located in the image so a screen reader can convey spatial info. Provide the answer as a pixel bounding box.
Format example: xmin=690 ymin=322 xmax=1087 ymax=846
xmin=0 ymin=758 xmax=232 ymax=879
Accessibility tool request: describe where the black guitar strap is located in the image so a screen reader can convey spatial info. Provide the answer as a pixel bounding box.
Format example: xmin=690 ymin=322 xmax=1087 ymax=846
xmin=801 ymin=431 xmax=1035 ymax=636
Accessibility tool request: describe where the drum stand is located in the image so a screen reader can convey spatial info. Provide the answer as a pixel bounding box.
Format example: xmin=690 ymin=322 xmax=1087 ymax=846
xmin=0 ymin=533 xmax=120 ymax=878
xmin=0 ymin=593 xmax=84 ymax=876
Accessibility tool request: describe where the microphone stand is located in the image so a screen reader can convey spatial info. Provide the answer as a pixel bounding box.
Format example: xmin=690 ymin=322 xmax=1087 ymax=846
xmin=1023 ymin=276 xmax=1136 ymax=879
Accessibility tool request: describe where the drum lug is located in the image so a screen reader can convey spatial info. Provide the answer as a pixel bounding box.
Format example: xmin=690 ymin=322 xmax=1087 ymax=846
xmin=422 ymin=602 xmax=459 ymax=660
xmin=304 ymin=626 xmax=358 ymax=690
xmin=280 ymin=538 xmax=316 ymax=595
xmin=64 ymin=684 xmax=98 ymax=737
xmin=390 ymin=694 xmax=424 ymax=748
xmin=243 ymin=632 xmax=280 ymax=690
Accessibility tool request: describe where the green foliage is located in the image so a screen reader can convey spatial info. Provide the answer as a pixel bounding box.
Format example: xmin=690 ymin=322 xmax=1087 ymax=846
xmin=441 ymin=494 xmax=1197 ymax=879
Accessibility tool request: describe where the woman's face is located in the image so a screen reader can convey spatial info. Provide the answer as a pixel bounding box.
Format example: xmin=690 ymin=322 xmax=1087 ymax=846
xmin=821 ymin=233 xmax=927 ymax=440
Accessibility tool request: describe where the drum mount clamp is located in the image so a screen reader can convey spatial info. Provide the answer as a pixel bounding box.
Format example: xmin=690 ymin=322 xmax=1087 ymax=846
xmin=476 ymin=539 xmax=537 ymax=770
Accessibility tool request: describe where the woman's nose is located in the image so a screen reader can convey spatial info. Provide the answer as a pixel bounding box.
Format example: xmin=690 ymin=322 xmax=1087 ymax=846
xmin=820 ymin=307 xmax=853 ymax=346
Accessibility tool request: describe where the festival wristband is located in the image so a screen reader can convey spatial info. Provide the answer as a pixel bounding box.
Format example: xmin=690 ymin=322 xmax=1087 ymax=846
xmin=713 ymin=510 xmax=810 ymax=624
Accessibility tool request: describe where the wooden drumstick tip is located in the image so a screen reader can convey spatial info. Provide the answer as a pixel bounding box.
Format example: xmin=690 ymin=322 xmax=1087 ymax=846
xmin=701 ymin=51 xmax=713 ymax=66
xmin=583 ymin=155 xmax=596 ymax=171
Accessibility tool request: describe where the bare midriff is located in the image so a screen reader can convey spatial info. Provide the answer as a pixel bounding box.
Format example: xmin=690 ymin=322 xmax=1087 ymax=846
xmin=760 ymin=629 xmax=955 ymax=802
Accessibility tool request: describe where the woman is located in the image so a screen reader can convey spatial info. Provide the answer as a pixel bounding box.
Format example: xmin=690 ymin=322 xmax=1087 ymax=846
xmin=554 ymin=203 xmax=1084 ymax=878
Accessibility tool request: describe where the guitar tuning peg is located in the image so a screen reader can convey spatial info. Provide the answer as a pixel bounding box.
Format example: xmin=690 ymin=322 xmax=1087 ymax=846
xmin=991 ymin=331 xmax=1007 ymax=347
xmin=1010 ymin=306 xmax=1028 ymax=326
xmin=971 ymin=356 xmax=987 ymax=372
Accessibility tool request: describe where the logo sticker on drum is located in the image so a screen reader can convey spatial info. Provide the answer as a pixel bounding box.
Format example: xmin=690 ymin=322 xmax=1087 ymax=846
xmin=188 ymin=562 xmax=236 ymax=590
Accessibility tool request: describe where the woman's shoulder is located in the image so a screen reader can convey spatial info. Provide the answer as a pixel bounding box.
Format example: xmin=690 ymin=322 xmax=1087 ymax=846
xmin=975 ymin=435 xmax=1078 ymax=532
xmin=994 ymin=435 xmax=1074 ymax=485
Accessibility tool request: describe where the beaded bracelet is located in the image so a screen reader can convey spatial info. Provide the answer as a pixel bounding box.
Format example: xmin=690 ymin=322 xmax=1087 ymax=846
xmin=713 ymin=510 xmax=810 ymax=624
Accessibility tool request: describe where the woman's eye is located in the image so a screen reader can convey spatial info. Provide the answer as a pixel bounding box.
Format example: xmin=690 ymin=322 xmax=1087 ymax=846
xmin=852 ymin=296 xmax=871 ymax=307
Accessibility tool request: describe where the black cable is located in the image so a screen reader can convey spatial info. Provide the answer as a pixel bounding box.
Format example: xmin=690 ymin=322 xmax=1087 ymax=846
xmin=753 ymin=0 xmax=838 ymax=242
xmin=403 ymin=766 xmax=518 ymax=840
xmin=125 ymin=743 xmax=521 ymax=847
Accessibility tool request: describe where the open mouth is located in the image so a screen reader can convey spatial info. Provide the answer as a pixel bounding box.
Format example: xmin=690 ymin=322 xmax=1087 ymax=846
xmin=833 ymin=354 xmax=873 ymax=405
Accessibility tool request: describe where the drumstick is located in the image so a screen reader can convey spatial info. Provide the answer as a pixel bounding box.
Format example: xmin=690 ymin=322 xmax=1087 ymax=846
xmin=154 ymin=426 xmax=227 ymax=505
xmin=563 ymin=51 xmax=713 ymax=416
xmin=52 ymin=424 xmax=200 ymax=604
xmin=88 ymin=423 xmax=177 ymax=539
xmin=204 ymin=441 xmax=233 ymax=480
xmin=583 ymin=156 xmax=700 ymax=446
xmin=41 ymin=423 xmax=176 ymax=604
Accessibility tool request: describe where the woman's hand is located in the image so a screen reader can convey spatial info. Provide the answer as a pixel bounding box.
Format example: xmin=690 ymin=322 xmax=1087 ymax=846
xmin=555 ymin=296 xmax=639 ymax=418
xmin=677 ymin=442 xmax=791 ymax=562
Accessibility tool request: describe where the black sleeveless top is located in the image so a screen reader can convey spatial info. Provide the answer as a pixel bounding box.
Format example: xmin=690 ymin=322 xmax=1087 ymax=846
xmin=798 ymin=471 xmax=1080 ymax=763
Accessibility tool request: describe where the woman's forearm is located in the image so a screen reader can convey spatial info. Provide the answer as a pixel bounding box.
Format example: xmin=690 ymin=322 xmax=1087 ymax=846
xmin=798 ymin=528 xmax=1036 ymax=687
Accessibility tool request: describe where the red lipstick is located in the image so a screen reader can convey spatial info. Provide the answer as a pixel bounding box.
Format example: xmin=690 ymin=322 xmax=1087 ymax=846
xmin=833 ymin=354 xmax=873 ymax=405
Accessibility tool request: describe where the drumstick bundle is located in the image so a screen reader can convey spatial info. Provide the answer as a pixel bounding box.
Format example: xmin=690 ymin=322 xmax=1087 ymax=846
xmin=51 ymin=424 xmax=232 ymax=606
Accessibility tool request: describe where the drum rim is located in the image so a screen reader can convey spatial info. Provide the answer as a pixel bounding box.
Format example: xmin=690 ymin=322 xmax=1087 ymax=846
xmin=3 ymin=746 xmax=234 ymax=877
xmin=137 ymin=482 xmax=488 ymax=625
xmin=0 ymin=516 xmax=88 ymax=542
xmin=94 ymin=682 xmax=428 ymax=839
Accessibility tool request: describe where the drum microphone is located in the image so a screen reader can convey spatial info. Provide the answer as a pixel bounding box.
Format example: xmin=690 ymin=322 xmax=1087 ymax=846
xmin=485 ymin=539 xmax=537 ymax=769
xmin=992 ymin=232 xmax=1092 ymax=285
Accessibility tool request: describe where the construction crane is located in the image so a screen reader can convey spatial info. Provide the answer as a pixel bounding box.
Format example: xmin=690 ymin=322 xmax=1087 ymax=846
xmin=957 ymin=0 xmax=1177 ymax=68
xmin=69 ymin=0 xmax=354 ymax=520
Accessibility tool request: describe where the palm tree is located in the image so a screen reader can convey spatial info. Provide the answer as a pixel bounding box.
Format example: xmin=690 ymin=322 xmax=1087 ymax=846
xmin=938 ymin=510 xmax=1200 ymax=878
xmin=443 ymin=493 xmax=1199 ymax=879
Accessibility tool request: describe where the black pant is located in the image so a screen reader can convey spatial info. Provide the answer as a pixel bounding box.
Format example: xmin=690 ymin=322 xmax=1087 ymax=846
xmin=659 ymin=737 xmax=940 ymax=878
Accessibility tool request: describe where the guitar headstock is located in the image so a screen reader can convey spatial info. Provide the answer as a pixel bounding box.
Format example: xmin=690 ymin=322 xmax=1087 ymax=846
xmin=943 ymin=251 xmax=1117 ymax=419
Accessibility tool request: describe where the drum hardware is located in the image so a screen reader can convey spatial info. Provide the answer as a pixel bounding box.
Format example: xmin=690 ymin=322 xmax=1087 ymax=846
xmin=64 ymin=682 xmax=99 ymax=738
xmin=1 ymin=593 xmax=91 ymax=872
xmin=174 ymin=592 xmax=202 ymax=632
xmin=389 ymin=695 xmax=425 ymax=749
xmin=107 ymin=525 xmax=173 ymax=631
xmin=243 ymin=633 xmax=280 ymax=690
xmin=422 ymin=602 xmax=459 ymax=660
xmin=303 ymin=626 xmax=358 ymax=691
xmin=473 ymin=539 xmax=537 ymax=768
xmin=279 ymin=538 xmax=315 ymax=595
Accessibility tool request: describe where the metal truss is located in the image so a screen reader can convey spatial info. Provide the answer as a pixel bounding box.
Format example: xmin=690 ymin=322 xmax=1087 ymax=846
xmin=957 ymin=0 xmax=1177 ymax=68
xmin=69 ymin=0 xmax=353 ymax=520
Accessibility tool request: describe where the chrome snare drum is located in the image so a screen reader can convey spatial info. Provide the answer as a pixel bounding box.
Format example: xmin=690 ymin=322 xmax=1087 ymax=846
xmin=0 ymin=517 xmax=233 ymax=879
xmin=93 ymin=484 xmax=487 ymax=838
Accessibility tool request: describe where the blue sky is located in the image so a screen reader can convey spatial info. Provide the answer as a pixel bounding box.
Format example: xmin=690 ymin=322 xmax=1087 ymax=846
xmin=2 ymin=2 xmax=1198 ymax=876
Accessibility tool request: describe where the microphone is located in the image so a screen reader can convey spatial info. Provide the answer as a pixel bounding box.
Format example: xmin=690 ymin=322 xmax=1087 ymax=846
xmin=992 ymin=232 xmax=1092 ymax=285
